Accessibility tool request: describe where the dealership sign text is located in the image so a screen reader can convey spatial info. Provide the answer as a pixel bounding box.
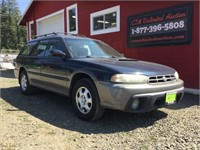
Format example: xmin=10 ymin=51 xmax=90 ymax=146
xmin=127 ymin=3 xmax=193 ymax=48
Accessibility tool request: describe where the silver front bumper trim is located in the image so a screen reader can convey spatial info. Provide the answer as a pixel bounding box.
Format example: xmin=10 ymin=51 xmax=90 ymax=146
xmin=133 ymin=87 xmax=184 ymax=98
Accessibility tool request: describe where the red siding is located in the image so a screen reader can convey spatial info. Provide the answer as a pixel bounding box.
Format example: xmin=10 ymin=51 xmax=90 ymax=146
xmin=24 ymin=1 xmax=199 ymax=89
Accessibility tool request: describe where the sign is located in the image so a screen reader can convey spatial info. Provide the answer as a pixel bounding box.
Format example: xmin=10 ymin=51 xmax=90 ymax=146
xmin=127 ymin=3 xmax=193 ymax=48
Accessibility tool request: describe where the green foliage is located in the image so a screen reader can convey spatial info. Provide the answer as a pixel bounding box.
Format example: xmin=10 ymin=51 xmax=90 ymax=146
xmin=0 ymin=0 xmax=26 ymax=51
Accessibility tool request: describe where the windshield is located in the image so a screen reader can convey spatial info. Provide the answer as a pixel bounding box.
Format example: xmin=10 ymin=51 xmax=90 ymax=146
xmin=64 ymin=38 xmax=123 ymax=58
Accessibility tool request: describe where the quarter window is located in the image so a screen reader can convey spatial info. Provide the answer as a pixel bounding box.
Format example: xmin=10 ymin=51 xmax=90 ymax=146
xmin=67 ymin=4 xmax=78 ymax=34
xmin=90 ymin=6 xmax=120 ymax=35
xmin=30 ymin=40 xmax=49 ymax=56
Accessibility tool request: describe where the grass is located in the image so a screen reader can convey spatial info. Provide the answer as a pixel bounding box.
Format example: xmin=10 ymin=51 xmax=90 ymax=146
xmin=0 ymin=142 xmax=17 ymax=150
xmin=0 ymin=99 xmax=6 ymax=105
xmin=47 ymin=131 xmax=56 ymax=135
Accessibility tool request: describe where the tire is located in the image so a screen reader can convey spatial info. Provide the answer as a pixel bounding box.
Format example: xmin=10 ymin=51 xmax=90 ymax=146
xmin=19 ymin=70 xmax=34 ymax=95
xmin=72 ymin=78 xmax=105 ymax=121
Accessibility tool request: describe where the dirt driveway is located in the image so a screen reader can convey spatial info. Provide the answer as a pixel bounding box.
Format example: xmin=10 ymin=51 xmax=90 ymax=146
xmin=0 ymin=69 xmax=199 ymax=150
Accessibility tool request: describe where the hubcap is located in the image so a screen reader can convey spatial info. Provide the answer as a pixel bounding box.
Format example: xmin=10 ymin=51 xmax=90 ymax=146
xmin=76 ymin=87 xmax=92 ymax=114
xmin=21 ymin=74 xmax=27 ymax=91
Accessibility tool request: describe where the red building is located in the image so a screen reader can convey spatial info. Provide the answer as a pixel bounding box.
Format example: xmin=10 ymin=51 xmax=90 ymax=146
xmin=19 ymin=1 xmax=199 ymax=93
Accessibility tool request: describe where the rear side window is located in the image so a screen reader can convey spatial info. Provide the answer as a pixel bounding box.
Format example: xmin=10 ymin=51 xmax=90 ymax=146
xmin=19 ymin=42 xmax=36 ymax=56
xmin=30 ymin=40 xmax=49 ymax=56
xmin=45 ymin=39 xmax=66 ymax=57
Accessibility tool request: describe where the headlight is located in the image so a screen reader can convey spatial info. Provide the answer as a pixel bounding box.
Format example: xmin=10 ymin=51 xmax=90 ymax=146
xmin=174 ymin=71 xmax=179 ymax=79
xmin=111 ymin=74 xmax=148 ymax=83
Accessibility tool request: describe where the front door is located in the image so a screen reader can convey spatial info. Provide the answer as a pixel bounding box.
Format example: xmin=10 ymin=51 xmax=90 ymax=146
xmin=40 ymin=38 xmax=70 ymax=95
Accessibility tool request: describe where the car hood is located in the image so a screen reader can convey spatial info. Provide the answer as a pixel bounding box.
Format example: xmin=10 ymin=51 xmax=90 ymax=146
xmin=76 ymin=58 xmax=176 ymax=76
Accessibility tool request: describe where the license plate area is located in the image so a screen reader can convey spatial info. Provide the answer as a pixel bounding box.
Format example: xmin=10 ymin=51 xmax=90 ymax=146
xmin=165 ymin=93 xmax=177 ymax=104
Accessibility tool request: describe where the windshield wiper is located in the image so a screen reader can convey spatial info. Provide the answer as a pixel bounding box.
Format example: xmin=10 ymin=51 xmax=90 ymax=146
xmin=110 ymin=56 xmax=123 ymax=58
xmin=86 ymin=55 xmax=93 ymax=58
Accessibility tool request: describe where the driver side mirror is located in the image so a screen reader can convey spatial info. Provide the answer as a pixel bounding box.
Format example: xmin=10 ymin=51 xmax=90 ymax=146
xmin=50 ymin=49 xmax=66 ymax=58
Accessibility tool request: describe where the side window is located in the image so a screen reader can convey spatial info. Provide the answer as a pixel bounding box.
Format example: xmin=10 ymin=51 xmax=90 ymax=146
xmin=67 ymin=4 xmax=78 ymax=34
xmin=19 ymin=42 xmax=36 ymax=56
xmin=45 ymin=39 xmax=66 ymax=57
xmin=90 ymin=6 xmax=120 ymax=35
xmin=30 ymin=40 xmax=49 ymax=56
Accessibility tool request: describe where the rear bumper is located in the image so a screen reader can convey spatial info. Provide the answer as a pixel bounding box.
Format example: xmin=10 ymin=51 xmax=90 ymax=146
xmin=95 ymin=79 xmax=184 ymax=112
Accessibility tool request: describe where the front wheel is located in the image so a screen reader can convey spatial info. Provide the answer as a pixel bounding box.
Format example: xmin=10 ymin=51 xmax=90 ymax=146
xmin=72 ymin=78 xmax=105 ymax=121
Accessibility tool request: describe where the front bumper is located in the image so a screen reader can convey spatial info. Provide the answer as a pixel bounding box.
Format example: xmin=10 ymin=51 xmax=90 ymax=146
xmin=95 ymin=79 xmax=184 ymax=113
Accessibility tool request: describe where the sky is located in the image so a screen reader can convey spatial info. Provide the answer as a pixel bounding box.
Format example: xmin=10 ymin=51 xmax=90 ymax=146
xmin=16 ymin=0 xmax=32 ymax=15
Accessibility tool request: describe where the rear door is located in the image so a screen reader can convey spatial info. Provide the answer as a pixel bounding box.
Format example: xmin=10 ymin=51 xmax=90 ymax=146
xmin=28 ymin=39 xmax=49 ymax=85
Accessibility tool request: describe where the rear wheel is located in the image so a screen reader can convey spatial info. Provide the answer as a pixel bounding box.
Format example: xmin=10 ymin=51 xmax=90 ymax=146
xmin=72 ymin=78 xmax=105 ymax=121
xmin=19 ymin=70 xmax=34 ymax=95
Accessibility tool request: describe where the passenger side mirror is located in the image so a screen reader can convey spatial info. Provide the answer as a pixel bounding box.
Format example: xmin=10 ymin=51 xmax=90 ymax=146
xmin=50 ymin=49 xmax=66 ymax=58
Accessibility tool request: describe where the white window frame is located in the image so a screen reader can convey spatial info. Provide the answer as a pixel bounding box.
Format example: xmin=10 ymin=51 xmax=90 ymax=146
xmin=26 ymin=22 xmax=29 ymax=41
xmin=36 ymin=9 xmax=64 ymax=35
xmin=66 ymin=4 xmax=78 ymax=34
xmin=29 ymin=20 xmax=34 ymax=40
xmin=90 ymin=6 xmax=120 ymax=36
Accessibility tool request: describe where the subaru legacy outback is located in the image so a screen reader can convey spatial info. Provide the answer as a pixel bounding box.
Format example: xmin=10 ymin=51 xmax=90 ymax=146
xmin=14 ymin=33 xmax=184 ymax=121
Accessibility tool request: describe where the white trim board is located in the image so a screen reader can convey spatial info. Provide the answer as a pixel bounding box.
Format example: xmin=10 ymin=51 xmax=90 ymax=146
xmin=26 ymin=22 xmax=29 ymax=41
xmin=29 ymin=20 xmax=34 ymax=40
xmin=184 ymin=88 xmax=200 ymax=95
xmin=36 ymin=9 xmax=64 ymax=23
xmin=18 ymin=0 xmax=34 ymax=25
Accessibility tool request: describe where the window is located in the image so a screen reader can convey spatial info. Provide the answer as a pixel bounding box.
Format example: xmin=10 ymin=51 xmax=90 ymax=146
xmin=64 ymin=38 xmax=122 ymax=58
xmin=30 ymin=40 xmax=49 ymax=56
xmin=45 ymin=39 xmax=66 ymax=57
xmin=67 ymin=4 xmax=78 ymax=34
xmin=20 ymin=42 xmax=36 ymax=56
xmin=29 ymin=21 xmax=34 ymax=39
xmin=90 ymin=6 xmax=120 ymax=35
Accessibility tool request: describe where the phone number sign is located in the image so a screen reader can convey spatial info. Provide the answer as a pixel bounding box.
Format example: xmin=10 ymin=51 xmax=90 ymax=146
xmin=127 ymin=3 xmax=193 ymax=48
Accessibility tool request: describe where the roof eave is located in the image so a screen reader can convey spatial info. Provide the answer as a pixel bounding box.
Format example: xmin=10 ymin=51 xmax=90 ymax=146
xmin=18 ymin=0 xmax=34 ymax=26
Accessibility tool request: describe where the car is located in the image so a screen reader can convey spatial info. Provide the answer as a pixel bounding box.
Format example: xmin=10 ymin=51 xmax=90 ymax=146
xmin=14 ymin=32 xmax=184 ymax=121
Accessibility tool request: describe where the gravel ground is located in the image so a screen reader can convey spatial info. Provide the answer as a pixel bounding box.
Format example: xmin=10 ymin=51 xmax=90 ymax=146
xmin=0 ymin=69 xmax=199 ymax=150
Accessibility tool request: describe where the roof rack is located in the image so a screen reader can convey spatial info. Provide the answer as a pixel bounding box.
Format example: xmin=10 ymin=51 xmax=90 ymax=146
xmin=34 ymin=32 xmax=86 ymax=39
xmin=56 ymin=32 xmax=86 ymax=37
xmin=34 ymin=32 xmax=57 ymax=39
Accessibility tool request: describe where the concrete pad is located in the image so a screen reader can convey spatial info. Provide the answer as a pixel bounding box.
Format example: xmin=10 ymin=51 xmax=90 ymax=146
xmin=0 ymin=62 xmax=15 ymax=69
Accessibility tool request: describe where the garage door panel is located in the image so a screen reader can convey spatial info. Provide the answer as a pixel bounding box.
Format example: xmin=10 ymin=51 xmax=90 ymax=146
xmin=37 ymin=13 xmax=64 ymax=36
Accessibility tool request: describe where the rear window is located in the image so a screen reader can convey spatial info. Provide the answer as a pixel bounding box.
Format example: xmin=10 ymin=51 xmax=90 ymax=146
xmin=30 ymin=40 xmax=49 ymax=56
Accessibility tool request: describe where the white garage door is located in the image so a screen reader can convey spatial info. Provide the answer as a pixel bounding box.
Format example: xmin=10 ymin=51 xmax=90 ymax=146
xmin=37 ymin=10 xmax=64 ymax=36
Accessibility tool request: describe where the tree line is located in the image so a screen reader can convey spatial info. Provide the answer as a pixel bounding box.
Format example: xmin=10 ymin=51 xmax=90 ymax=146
xmin=0 ymin=0 xmax=26 ymax=50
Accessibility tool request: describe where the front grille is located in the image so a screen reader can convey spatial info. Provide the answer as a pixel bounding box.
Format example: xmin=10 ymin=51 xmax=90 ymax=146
xmin=148 ymin=74 xmax=176 ymax=84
